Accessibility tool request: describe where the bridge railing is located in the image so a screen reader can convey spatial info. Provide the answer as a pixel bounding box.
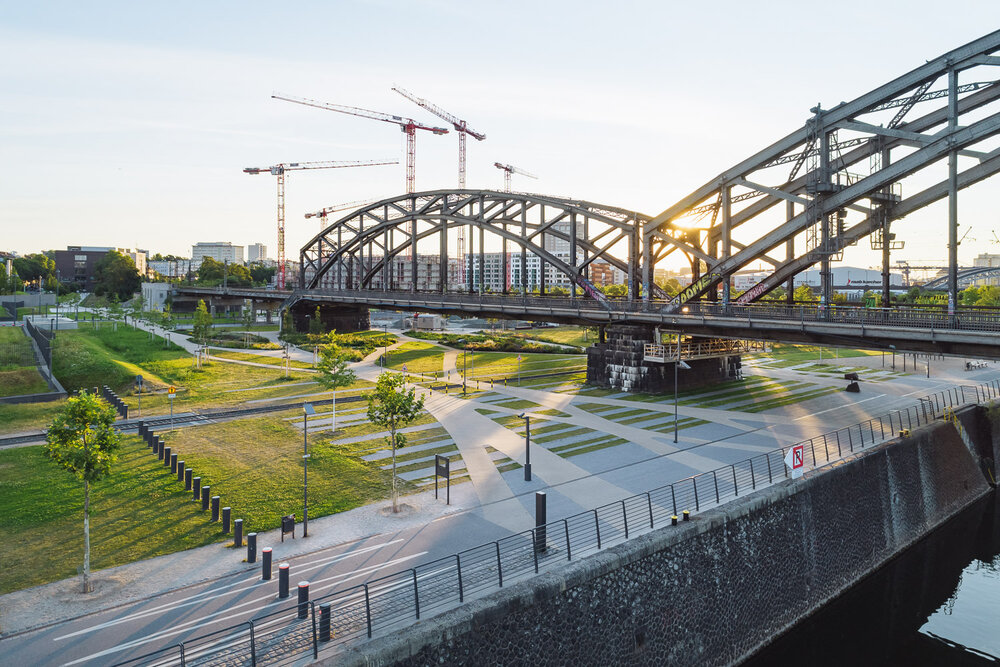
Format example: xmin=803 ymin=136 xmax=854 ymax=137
xmin=112 ymin=376 xmax=1000 ymax=667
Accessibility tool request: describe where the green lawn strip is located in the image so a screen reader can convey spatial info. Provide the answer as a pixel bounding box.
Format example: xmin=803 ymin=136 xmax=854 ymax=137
xmin=210 ymin=350 xmax=313 ymax=369
xmin=650 ymin=418 xmax=707 ymax=433
xmin=550 ymin=435 xmax=629 ymax=457
xmin=535 ymin=426 xmax=596 ymax=444
xmin=394 ymin=450 xmax=462 ymax=476
xmin=573 ymin=402 xmax=624 ymax=414
xmin=747 ymin=344 xmax=877 ymax=363
xmin=491 ymin=399 xmax=542 ymax=410
xmin=0 ymin=367 xmax=49 ymax=397
xmin=0 ymin=400 xmax=68 ymax=435
xmin=0 ymin=437 xmax=226 ymax=594
xmin=468 ymin=352 xmax=585 ymax=377
xmin=615 ymin=410 xmax=680 ymax=426
xmin=694 ymin=382 xmax=813 ymax=408
xmin=385 ymin=342 xmax=446 ymax=374
xmin=496 ymin=461 xmax=524 ymax=474
xmin=740 ymin=387 xmax=841 ymax=413
xmin=535 ymin=408 xmax=572 ymax=417
xmin=155 ymin=415 xmax=407 ymax=534
xmin=475 ymin=407 xmax=500 ymax=416
xmin=510 ymin=326 xmax=592 ymax=348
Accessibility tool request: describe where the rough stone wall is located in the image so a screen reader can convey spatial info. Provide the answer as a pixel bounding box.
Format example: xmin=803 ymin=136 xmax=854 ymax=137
xmin=586 ymin=326 xmax=736 ymax=393
xmin=329 ymin=418 xmax=991 ymax=667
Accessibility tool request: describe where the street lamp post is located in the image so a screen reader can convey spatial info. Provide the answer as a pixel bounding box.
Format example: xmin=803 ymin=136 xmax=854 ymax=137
xmin=303 ymin=403 xmax=315 ymax=537
xmin=890 ymin=344 xmax=896 ymax=370
xmin=674 ymin=335 xmax=691 ymax=444
xmin=518 ymin=412 xmax=532 ymax=481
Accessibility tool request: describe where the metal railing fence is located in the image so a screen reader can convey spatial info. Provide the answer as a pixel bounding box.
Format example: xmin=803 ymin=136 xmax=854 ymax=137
xmin=113 ymin=377 xmax=1000 ymax=667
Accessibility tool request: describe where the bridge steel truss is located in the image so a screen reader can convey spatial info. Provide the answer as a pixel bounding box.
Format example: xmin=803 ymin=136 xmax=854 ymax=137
xmin=644 ymin=29 xmax=1000 ymax=315
xmin=300 ymin=190 xmax=652 ymax=302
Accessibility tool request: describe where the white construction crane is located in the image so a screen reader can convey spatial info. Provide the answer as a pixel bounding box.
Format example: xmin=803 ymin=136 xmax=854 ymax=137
xmin=243 ymin=160 xmax=396 ymax=289
xmin=494 ymin=162 xmax=537 ymax=193
xmin=305 ymin=199 xmax=377 ymax=230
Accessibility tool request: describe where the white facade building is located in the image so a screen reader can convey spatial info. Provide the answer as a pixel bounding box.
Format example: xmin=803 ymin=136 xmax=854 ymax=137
xmin=141 ymin=282 xmax=171 ymax=312
xmin=248 ymin=243 xmax=267 ymax=263
xmin=192 ymin=242 xmax=245 ymax=266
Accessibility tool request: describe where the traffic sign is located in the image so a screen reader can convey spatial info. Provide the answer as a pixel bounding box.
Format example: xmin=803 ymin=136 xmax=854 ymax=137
xmin=517 ymin=354 xmax=522 ymax=362
xmin=135 ymin=375 xmax=143 ymax=387
xmin=784 ymin=444 xmax=805 ymax=479
xmin=402 ymin=364 xmax=408 ymax=372
xmin=168 ymin=385 xmax=176 ymax=395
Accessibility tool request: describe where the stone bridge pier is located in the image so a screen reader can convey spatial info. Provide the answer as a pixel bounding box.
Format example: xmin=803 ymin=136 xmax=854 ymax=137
xmin=586 ymin=325 xmax=743 ymax=393
xmin=288 ymin=300 xmax=370 ymax=333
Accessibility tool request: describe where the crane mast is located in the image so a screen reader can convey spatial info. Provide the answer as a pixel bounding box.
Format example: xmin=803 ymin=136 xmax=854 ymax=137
xmin=494 ymin=162 xmax=538 ymax=193
xmin=244 ymin=159 xmax=396 ymax=289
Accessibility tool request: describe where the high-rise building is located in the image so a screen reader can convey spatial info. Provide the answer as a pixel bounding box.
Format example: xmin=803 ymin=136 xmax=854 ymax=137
xmin=192 ymin=242 xmax=245 ymax=266
xmin=248 ymin=243 xmax=267 ymax=263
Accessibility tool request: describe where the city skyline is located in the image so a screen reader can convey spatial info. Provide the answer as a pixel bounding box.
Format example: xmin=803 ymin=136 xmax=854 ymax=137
xmin=3 ymin=2 xmax=1000 ymax=271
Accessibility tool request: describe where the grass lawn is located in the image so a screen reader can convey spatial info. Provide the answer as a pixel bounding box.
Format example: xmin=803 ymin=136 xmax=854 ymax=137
xmin=210 ymin=349 xmax=314 ymax=369
xmin=0 ymin=367 xmax=49 ymax=397
xmin=747 ymin=343 xmax=877 ymax=363
xmin=156 ymin=412 xmax=411 ymax=534
xmin=512 ymin=326 xmax=594 ymax=348
xmin=0 ymin=327 xmax=49 ymax=397
xmin=385 ymin=341 xmax=445 ymax=374
xmin=467 ymin=352 xmax=586 ymax=380
xmin=0 ymin=437 xmax=226 ymax=594
xmin=0 ymin=400 xmax=68 ymax=435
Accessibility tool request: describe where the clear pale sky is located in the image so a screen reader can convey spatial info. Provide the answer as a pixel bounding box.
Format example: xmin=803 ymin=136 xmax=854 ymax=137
xmin=2 ymin=1 xmax=999 ymax=272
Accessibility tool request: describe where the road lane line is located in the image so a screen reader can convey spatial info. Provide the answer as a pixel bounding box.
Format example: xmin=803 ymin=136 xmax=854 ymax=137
xmin=54 ymin=538 xmax=404 ymax=641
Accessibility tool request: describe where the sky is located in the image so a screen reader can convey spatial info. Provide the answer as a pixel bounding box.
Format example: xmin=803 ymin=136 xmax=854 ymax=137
xmin=2 ymin=1 xmax=1000 ymax=274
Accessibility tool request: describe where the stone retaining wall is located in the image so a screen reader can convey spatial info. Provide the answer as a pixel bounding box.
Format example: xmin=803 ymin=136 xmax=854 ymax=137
xmin=328 ymin=414 xmax=992 ymax=667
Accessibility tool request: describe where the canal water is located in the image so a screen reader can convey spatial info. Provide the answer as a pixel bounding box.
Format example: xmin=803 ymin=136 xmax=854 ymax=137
xmin=745 ymin=490 xmax=1000 ymax=666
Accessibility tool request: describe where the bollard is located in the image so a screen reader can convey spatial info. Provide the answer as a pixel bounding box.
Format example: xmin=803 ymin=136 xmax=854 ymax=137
xmin=163 ymin=446 xmax=171 ymax=466
xmin=683 ymin=510 xmax=690 ymax=521
xmin=262 ymin=547 xmax=273 ymax=580
xmin=177 ymin=460 xmax=185 ymax=481
xmin=278 ymin=563 xmax=290 ymax=598
xmin=319 ymin=602 xmax=331 ymax=641
xmin=297 ymin=581 xmax=309 ymax=619
xmin=211 ymin=496 xmax=220 ymax=521
xmin=234 ymin=519 xmax=243 ymax=547
xmin=201 ymin=486 xmax=210 ymax=510
xmin=152 ymin=437 xmax=160 ymax=457
xmin=222 ymin=507 xmax=231 ymax=533
xmin=184 ymin=468 xmax=193 ymax=490
xmin=535 ymin=491 xmax=547 ymax=553
xmin=247 ymin=533 xmax=257 ymax=563
xmin=169 ymin=453 xmax=177 ymax=474
xmin=192 ymin=476 xmax=201 ymax=501
xmin=671 ymin=515 xmax=678 ymax=526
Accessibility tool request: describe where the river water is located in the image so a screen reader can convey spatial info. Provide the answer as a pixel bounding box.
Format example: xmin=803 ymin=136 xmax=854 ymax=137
xmin=745 ymin=490 xmax=1000 ymax=666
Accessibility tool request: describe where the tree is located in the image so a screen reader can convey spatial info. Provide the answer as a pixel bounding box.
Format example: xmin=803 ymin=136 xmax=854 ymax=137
xmin=92 ymin=251 xmax=141 ymax=301
xmin=249 ymin=263 xmax=276 ymax=286
xmin=161 ymin=302 xmax=174 ymax=330
xmin=309 ymin=306 xmax=324 ymax=335
xmin=280 ymin=309 xmax=294 ymax=338
xmin=794 ymin=285 xmax=818 ymax=302
xmin=600 ymin=283 xmax=628 ymax=297
xmin=315 ymin=342 xmax=356 ymax=433
xmin=241 ymin=304 xmax=255 ymax=334
xmin=197 ymin=257 xmax=225 ymax=282
xmin=193 ymin=299 xmax=213 ymax=344
xmin=45 ymin=392 xmax=122 ymax=593
xmin=366 ymin=372 xmax=426 ymax=513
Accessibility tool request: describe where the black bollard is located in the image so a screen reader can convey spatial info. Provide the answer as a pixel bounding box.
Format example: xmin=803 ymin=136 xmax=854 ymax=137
xmin=535 ymin=491 xmax=547 ymax=553
xmin=278 ymin=563 xmax=290 ymax=598
xmin=170 ymin=453 xmax=178 ymax=474
xmin=247 ymin=533 xmax=257 ymax=563
xmin=152 ymin=437 xmax=160 ymax=457
xmin=163 ymin=446 xmax=171 ymax=466
xmin=211 ymin=496 xmax=220 ymax=521
xmin=177 ymin=460 xmax=185 ymax=481
xmin=297 ymin=581 xmax=309 ymax=619
xmin=262 ymin=547 xmax=272 ymax=580
xmin=201 ymin=486 xmax=210 ymax=510
xmin=319 ymin=603 xmax=331 ymax=641
xmin=222 ymin=507 xmax=231 ymax=533
xmin=184 ymin=468 xmax=192 ymax=490
xmin=192 ymin=476 xmax=201 ymax=501
xmin=234 ymin=518 xmax=243 ymax=547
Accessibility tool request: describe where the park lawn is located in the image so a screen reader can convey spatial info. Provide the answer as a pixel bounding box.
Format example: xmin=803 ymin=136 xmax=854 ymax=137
xmin=0 ymin=400 xmax=68 ymax=434
xmin=0 ymin=327 xmax=31 ymax=346
xmin=747 ymin=343 xmax=878 ymax=363
xmin=512 ymin=326 xmax=594 ymax=348
xmin=154 ymin=414 xmax=411 ymax=535
xmin=467 ymin=352 xmax=586 ymax=380
xmin=385 ymin=342 xmax=445 ymax=374
xmin=209 ymin=349 xmax=314 ymax=369
xmin=0 ymin=437 xmax=227 ymax=594
xmin=0 ymin=367 xmax=49 ymax=397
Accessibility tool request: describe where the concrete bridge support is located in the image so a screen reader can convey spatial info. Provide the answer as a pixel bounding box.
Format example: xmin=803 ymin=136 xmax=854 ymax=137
xmin=288 ymin=301 xmax=370 ymax=333
xmin=586 ymin=325 xmax=741 ymax=393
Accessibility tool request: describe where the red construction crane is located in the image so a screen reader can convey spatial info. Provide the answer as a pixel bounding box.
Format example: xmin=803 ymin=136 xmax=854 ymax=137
xmin=272 ymin=93 xmax=449 ymax=194
xmin=391 ymin=86 xmax=486 ymax=189
xmin=494 ymin=162 xmax=537 ymax=193
xmin=304 ymin=199 xmax=376 ymax=230
xmin=244 ymin=160 xmax=396 ymax=289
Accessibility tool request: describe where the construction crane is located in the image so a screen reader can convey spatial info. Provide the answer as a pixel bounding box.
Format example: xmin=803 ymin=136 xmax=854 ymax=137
xmin=304 ymin=199 xmax=376 ymax=231
xmin=494 ymin=162 xmax=537 ymax=193
xmin=243 ymin=160 xmax=396 ymax=289
xmin=392 ymin=86 xmax=486 ymax=283
xmin=272 ymin=93 xmax=449 ymax=194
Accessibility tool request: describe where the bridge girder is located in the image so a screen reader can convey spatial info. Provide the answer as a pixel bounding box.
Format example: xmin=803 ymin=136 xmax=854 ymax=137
xmin=300 ymin=190 xmax=656 ymax=301
xmin=641 ymin=29 xmax=1000 ymax=312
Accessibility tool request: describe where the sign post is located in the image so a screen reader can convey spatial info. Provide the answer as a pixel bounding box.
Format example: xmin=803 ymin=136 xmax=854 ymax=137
xmin=435 ymin=454 xmax=451 ymax=504
xmin=517 ymin=354 xmax=522 ymax=386
xmin=784 ymin=444 xmax=805 ymax=479
xmin=168 ymin=385 xmax=176 ymax=431
xmin=135 ymin=375 xmax=143 ymax=418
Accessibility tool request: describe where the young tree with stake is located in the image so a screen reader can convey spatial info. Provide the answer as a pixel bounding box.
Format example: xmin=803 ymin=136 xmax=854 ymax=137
xmin=367 ymin=372 xmax=425 ymax=513
xmin=45 ymin=392 xmax=121 ymax=593
xmin=315 ymin=341 xmax=356 ymax=433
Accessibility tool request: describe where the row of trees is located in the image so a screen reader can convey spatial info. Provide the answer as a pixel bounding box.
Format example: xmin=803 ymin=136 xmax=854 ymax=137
xmin=194 ymin=257 xmax=275 ymax=287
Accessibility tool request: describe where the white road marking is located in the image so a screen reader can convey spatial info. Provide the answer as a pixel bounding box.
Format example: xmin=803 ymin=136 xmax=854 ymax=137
xmin=62 ymin=551 xmax=427 ymax=666
xmin=54 ymin=538 xmax=404 ymax=641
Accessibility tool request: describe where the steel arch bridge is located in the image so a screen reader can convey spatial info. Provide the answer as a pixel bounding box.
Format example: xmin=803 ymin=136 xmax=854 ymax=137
xmin=300 ymin=190 xmax=654 ymax=301
xmin=923 ymin=265 xmax=1000 ymax=290
xmin=300 ymin=31 xmax=1000 ymax=321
